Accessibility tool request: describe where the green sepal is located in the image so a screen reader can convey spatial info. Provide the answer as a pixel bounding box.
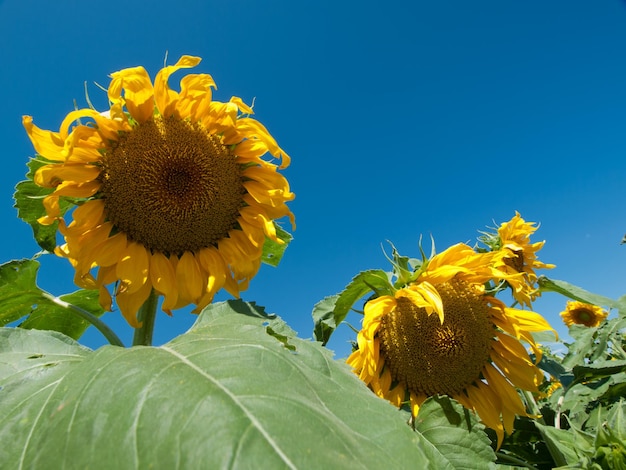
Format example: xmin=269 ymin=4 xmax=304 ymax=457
xmin=312 ymin=269 xmax=393 ymax=345
xmin=260 ymin=223 xmax=292 ymax=267
xmin=13 ymin=157 xmax=71 ymax=253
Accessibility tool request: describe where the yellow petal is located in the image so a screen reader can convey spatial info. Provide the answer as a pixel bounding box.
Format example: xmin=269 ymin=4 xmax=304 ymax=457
xmin=196 ymin=247 xmax=227 ymax=297
xmin=71 ymin=200 xmax=106 ymax=230
xmin=98 ymin=285 xmax=113 ymax=311
xmin=108 ymin=66 xmax=155 ymax=123
xmin=150 ymin=252 xmax=178 ymax=312
xmin=53 ymin=180 xmax=100 ymax=198
xmin=35 ymin=163 xmax=101 ymax=187
xmin=116 ymin=241 xmax=149 ymax=294
xmin=22 ymin=116 xmax=65 ymax=161
xmin=465 ymin=382 xmax=505 ymax=449
xmin=37 ymin=195 xmax=61 ymax=224
xmin=116 ymin=279 xmax=152 ymax=328
xmin=92 ymin=233 xmax=128 ymax=267
xmin=230 ymin=96 xmax=254 ymax=114
xmin=154 ymin=55 xmax=202 ymax=118
xmin=237 ymin=117 xmax=290 ymax=168
xmin=176 ymin=251 xmax=203 ymax=303
xmin=177 ymin=73 xmax=216 ymax=120
xmin=482 ymin=364 xmax=526 ymax=416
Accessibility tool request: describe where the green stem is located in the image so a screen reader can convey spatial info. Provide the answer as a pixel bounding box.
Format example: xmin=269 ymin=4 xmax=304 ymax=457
xmin=132 ymin=289 xmax=159 ymax=346
xmin=521 ymin=390 xmax=546 ymax=426
xmin=495 ymin=451 xmax=538 ymax=469
xmin=42 ymin=291 xmax=125 ymax=347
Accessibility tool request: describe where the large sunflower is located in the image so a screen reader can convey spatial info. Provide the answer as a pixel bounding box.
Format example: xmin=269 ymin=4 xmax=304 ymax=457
xmin=23 ymin=55 xmax=295 ymax=326
xmin=560 ymin=300 xmax=608 ymax=328
xmin=482 ymin=212 xmax=555 ymax=307
xmin=347 ymin=243 xmax=555 ymax=447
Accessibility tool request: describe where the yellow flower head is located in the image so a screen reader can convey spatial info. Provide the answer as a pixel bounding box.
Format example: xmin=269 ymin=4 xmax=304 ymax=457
xmin=23 ymin=56 xmax=295 ymax=327
xmin=492 ymin=212 xmax=555 ymax=307
xmin=560 ymin=300 xmax=608 ymax=328
xmin=347 ymin=243 xmax=555 ymax=448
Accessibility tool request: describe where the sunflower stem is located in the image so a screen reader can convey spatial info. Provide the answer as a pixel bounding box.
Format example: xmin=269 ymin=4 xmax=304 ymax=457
xmin=495 ymin=451 xmax=538 ymax=469
xmin=41 ymin=291 xmax=125 ymax=347
xmin=521 ymin=390 xmax=545 ymax=424
xmin=132 ymin=289 xmax=159 ymax=346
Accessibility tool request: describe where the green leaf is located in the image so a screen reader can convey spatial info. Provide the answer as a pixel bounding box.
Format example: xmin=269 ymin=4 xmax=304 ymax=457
xmin=537 ymin=277 xmax=620 ymax=310
xmin=534 ymin=421 xmax=591 ymax=467
xmin=312 ymin=294 xmax=340 ymax=345
xmin=0 ymin=300 xmax=435 ymax=469
xmin=312 ymin=269 xmax=393 ymax=344
xmin=572 ymin=360 xmax=626 ymax=384
xmin=413 ymin=396 xmax=496 ymax=469
xmin=13 ymin=158 xmax=70 ymax=252
xmin=0 ymin=258 xmax=105 ymax=340
xmin=607 ymin=399 xmax=626 ymax=442
xmin=260 ymin=224 xmax=292 ymax=267
xmin=19 ymin=289 xmax=106 ymax=340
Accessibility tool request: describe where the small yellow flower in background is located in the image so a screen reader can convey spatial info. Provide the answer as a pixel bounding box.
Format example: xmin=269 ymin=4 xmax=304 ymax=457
xmin=346 ymin=243 xmax=555 ymax=447
xmin=541 ymin=380 xmax=562 ymax=398
xmin=23 ymin=55 xmax=295 ymax=326
xmin=560 ymin=300 xmax=608 ymax=328
xmin=485 ymin=212 xmax=555 ymax=307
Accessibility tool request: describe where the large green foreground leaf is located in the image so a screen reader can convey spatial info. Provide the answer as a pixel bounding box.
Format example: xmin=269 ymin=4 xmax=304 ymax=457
xmin=0 ymin=300 xmax=436 ymax=469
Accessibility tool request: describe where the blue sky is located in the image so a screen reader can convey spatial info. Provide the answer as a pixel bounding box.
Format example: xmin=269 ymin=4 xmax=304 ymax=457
xmin=1 ymin=0 xmax=625 ymax=357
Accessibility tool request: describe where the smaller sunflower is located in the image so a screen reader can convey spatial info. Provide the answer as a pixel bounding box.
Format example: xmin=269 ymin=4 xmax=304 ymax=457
xmin=560 ymin=300 xmax=608 ymax=328
xmin=347 ymin=243 xmax=555 ymax=447
xmin=482 ymin=212 xmax=555 ymax=307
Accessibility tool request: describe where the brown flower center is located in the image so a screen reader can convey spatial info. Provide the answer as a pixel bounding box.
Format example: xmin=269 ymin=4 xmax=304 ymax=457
xmin=100 ymin=115 xmax=244 ymax=254
xmin=572 ymin=308 xmax=595 ymax=326
xmin=378 ymin=279 xmax=495 ymax=396
xmin=504 ymin=249 xmax=525 ymax=273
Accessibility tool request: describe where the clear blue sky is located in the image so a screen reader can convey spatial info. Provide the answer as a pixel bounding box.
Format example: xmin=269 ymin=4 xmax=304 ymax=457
xmin=1 ymin=0 xmax=625 ymax=357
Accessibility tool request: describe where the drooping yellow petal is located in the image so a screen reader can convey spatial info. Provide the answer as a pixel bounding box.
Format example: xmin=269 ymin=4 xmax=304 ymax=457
xmin=154 ymin=55 xmax=202 ymax=118
xmin=177 ymin=74 xmax=216 ymax=119
xmin=150 ymin=252 xmax=178 ymax=313
xmin=92 ymin=233 xmax=128 ymax=268
xmin=116 ymin=279 xmax=152 ymax=328
xmin=176 ymin=251 xmax=203 ymax=303
xmin=196 ymin=246 xmax=228 ymax=297
xmin=22 ymin=116 xmax=66 ymax=161
xmin=482 ymin=364 xmax=526 ymax=416
xmin=70 ymin=200 xmax=106 ymax=231
xmin=237 ymin=117 xmax=290 ymax=168
xmin=37 ymin=195 xmax=61 ymax=225
xmin=35 ymin=163 xmax=101 ymax=187
xmin=230 ymin=96 xmax=254 ymax=114
xmin=397 ymin=282 xmax=443 ymax=321
xmin=116 ymin=241 xmax=149 ymax=294
xmin=53 ymin=180 xmax=100 ymax=198
xmin=108 ymin=65 xmax=155 ymax=123
xmin=464 ymin=382 xmax=505 ymax=448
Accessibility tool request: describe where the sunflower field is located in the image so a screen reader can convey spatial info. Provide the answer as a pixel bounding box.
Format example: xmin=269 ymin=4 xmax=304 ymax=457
xmin=1 ymin=57 xmax=625 ymax=470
